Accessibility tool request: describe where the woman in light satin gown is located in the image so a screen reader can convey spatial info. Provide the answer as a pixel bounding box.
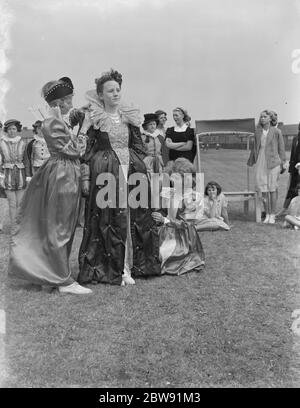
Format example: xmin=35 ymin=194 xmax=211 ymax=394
xmin=8 ymin=77 xmax=92 ymax=295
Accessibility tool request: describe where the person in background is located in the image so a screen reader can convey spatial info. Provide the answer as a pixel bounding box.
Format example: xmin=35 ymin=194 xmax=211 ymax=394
xmin=192 ymin=181 xmax=230 ymax=231
xmin=165 ymin=107 xmax=195 ymax=163
xmin=8 ymin=76 xmax=92 ymax=295
xmin=247 ymin=110 xmax=286 ymax=224
xmin=276 ymin=122 xmax=300 ymax=218
xmin=24 ymin=120 xmax=50 ymax=178
xmin=283 ymin=182 xmax=300 ymax=230
xmin=141 ymin=113 xmax=167 ymax=175
xmin=155 ymin=109 xmax=167 ymax=138
xmin=0 ymin=121 xmax=4 ymax=232
xmin=0 ymin=119 xmax=28 ymax=228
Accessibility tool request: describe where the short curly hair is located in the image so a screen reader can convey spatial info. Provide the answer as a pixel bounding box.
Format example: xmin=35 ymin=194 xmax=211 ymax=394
xmin=204 ymin=181 xmax=222 ymax=196
xmin=95 ymin=69 xmax=122 ymax=94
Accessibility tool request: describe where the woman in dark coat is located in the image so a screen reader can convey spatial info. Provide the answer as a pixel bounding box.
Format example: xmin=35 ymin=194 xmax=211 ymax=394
xmin=78 ymin=69 xmax=161 ymax=286
xmin=282 ymin=122 xmax=300 ymax=210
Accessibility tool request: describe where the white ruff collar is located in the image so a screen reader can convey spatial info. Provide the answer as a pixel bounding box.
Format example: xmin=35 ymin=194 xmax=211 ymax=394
xmin=1 ymin=134 xmax=21 ymax=144
xmin=142 ymin=129 xmax=161 ymax=138
xmin=86 ymin=89 xmax=142 ymax=132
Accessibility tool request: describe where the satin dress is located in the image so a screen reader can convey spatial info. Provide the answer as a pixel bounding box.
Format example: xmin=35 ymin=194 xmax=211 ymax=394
xmin=8 ymin=116 xmax=82 ymax=286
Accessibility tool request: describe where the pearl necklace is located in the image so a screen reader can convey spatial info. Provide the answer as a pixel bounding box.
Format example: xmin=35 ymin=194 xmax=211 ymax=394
xmin=107 ymin=112 xmax=121 ymax=124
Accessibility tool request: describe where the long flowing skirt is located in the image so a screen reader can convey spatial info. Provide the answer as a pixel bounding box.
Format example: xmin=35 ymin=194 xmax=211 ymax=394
xmin=8 ymin=157 xmax=81 ymax=286
xmin=159 ymin=220 xmax=205 ymax=275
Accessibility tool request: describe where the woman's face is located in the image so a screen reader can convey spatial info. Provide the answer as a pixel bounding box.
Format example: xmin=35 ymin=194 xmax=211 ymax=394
xmin=50 ymin=94 xmax=73 ymax=115
xmin=146 ymin=121 xmax=157 ymax=133
xmin=7 ymin=125 xmax=18 ymax=138
xmin=260 ymin=111 xmax=271 ymax=126
xmin=173 ymin=110 xmax=184 ymax=125
xmin=158 ymin=114 xmax=167 ymax=126
xmin=207 ymin=185 xmax=218 ymax=198
xmin=99 ymin=80 xmax=121 ymax=109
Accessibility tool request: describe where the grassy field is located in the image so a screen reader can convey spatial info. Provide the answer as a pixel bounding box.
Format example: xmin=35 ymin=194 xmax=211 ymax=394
xmin=1 ymin=149 xmax=300 ymax=388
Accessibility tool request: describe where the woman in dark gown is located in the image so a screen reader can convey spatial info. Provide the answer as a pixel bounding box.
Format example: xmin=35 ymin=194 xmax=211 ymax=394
xmin=8 ymin=77 xmax=92 ymax=295
xmin=78 ymin=69 xmax=161 ymax=286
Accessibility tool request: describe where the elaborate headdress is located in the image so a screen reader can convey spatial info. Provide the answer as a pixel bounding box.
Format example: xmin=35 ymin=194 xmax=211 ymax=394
xmin=43 ymin=76 xmax=74 ymax=103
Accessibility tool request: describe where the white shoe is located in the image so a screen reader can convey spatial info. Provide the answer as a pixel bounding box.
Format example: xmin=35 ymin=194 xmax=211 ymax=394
xmin=294 ymin=226 xmax=299 ymax=230
xmin=121 ymin=274 xmax=135 ymax=286
xmin=263 ymin=214 xmax=270 ymax=224
xmin=59 ymin=282 xmax=92 ymax=295
xmin=268 ymin=214 xmax=276 ymax=224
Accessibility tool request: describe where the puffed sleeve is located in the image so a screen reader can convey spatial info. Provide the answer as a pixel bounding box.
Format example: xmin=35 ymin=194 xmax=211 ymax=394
xmin=41 ymin=117 xmax=81 ymax=159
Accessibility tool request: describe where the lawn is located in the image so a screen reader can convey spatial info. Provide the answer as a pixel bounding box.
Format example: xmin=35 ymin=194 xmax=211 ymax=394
xmin=0 ymin=149 xmax=300 ymax=387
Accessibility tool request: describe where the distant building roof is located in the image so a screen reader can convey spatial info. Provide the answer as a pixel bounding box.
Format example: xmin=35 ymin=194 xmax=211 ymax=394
xmin=280 ymin=123 xmax=299 ymax=136
xmin=21 ymin=129 xmax=34 ymax=139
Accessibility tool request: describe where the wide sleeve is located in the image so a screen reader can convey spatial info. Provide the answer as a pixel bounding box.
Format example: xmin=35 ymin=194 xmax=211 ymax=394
xmin=129 ymin=125 xmax=147 ymax=158
xmin=41 ymin=117 xmax=81 ymax=159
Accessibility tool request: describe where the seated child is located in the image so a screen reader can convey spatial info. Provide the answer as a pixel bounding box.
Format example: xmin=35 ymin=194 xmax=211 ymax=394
xmin=151 ymin=158 xmax=205 ymax=275
xmin=193 ymin=181 xmax=230 ymax=231
xmin=283 ymin=182 xmax=300 ymax=230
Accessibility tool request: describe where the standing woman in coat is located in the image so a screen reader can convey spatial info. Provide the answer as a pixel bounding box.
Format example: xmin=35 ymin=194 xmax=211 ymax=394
xmin=9 ymin=77 xmax=92 ymax=295
xmin=247 ymin=110 xmax=286 ymax=224
xmin=78 ymin=69 xmax=161 ymax=286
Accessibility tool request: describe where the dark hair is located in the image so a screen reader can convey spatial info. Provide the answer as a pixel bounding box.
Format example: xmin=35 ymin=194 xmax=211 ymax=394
xmin=155 ymin=110 xmax=167 ymax=117
xmin=204 ymin=181 xmax=222 ymax=196
xmin=95 ymin=69 xmax=122 ymax=94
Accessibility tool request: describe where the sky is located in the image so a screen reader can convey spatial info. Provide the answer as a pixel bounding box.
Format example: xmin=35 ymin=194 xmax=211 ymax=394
xmin=0 ymin=0 xmax=300 ymax=128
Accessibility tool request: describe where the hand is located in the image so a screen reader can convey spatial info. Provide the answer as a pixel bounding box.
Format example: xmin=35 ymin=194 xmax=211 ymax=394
xmin=82 ymin=180 xmax=90 ymax=196
xmin=26 ymin=176 xmax=32 ymax=183
xmin=69 ymin=108 xmax=85 ymax=128
xmin=80 ymin=111 xmax=93 ymax=134
xmin=152 ymin=212 xmax=164 ymax=224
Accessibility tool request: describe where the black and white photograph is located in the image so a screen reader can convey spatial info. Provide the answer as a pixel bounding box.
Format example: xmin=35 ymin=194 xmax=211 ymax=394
xmin=0 ymin=0 xmax=300 ymax=392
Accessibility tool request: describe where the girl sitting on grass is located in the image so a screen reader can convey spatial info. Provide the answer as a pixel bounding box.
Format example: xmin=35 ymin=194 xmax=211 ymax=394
xmin=151 ymin=157 xmax=205 ymax=275
xmin=191 ymin=181 xmax=230 ymax=232
xmin=283 ymin=182 xmax=300 ymax=230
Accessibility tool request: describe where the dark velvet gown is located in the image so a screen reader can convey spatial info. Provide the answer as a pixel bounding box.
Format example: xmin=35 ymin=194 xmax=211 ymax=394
xmin=78 ymin=115 xmax=161 ymax=286
xmin=8 ymin=116 xmax=81 ymax=286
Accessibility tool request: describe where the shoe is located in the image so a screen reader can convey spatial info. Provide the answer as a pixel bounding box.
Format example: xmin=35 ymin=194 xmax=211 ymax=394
xmin=294 ymin=226 xmax=299 ymax=230
xmin=121 ymin=274 xmax=135 ymax=286
xmin=268 ymin=214 xmax=276 ymax=224
xmin=59 ymin=282 xmax=92 ymax=294
xmin=263 ymin=214 xmax=270 ymax=224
